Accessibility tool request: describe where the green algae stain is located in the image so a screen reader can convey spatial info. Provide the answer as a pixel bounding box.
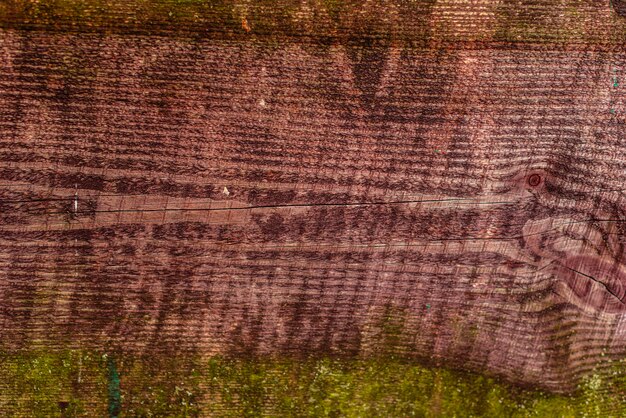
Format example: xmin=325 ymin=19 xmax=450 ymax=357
xmin=3 ymin=0 xmax=624 ymax=46
xmin=1 ymin=350 xmax=625 ymax=416
xmin=321 ymin=0 xmax=345 ymax=23
xmin=204 ymin=356 xmax=626 ymax=417
xmin=0 ymin=350 xmax=109 ymax=417
xmin=120 ymin=354 xmax=200 ymax=417
xmin=107 ymin=356 xmax=122 ymax=418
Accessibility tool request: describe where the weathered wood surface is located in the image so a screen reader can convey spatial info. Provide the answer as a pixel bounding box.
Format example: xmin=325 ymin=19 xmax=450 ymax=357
xmin=1 ymin=1 xmax=626 ymax=394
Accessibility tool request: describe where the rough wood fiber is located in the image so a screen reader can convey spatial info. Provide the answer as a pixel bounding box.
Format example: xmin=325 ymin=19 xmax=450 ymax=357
xmin=1 ymin=0 xmax=626 ymax=395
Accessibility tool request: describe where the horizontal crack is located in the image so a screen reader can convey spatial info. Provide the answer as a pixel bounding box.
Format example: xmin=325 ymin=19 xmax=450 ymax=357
xmin=18 ymin=197 xmax=509 ymax=216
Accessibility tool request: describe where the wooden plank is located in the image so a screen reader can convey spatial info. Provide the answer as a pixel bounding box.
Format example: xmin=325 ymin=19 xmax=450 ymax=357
xmin=0 ymin=1 xmax=626 ymax=399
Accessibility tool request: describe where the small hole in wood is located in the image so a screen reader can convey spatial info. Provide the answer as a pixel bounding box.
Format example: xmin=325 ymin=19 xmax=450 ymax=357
xmin=527 ymin=174 xmax=542 ymax=187
xmin=58 ymin=401 xmax=69 ymax=410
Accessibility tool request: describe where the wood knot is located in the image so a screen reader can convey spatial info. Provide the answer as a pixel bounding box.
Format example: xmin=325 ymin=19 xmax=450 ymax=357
xmin=527 ymin=173 xmax=542 ymax=187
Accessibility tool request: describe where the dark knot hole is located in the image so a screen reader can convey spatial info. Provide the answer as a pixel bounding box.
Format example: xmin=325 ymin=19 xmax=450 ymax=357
xmin=528 ymin=174 xmax=542 ymax=187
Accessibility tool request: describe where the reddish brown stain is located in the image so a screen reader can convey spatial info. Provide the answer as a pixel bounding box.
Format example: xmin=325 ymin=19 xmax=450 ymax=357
xmin=242 ymin=17 xmax=251 ymax=33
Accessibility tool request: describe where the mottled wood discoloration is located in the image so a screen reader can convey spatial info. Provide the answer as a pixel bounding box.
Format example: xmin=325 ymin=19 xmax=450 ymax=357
xmin=614 ymin=0 xmax=626 ymax=17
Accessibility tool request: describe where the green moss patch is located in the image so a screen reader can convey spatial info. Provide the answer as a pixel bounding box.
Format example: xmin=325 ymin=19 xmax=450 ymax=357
xmin=203 ymin=356 xmax=626 ymax=417
xmin=1 ymin=350 xmax=624 ymax=416
xmin=0 ymin=350 xmax=108 ymax=417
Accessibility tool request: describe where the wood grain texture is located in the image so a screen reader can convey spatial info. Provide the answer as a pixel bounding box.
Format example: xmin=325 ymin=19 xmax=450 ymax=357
xmin=1 ymin=0 xmax=626 ymax=47
xmin=1 ymin=1 xmax=626 ymax=394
